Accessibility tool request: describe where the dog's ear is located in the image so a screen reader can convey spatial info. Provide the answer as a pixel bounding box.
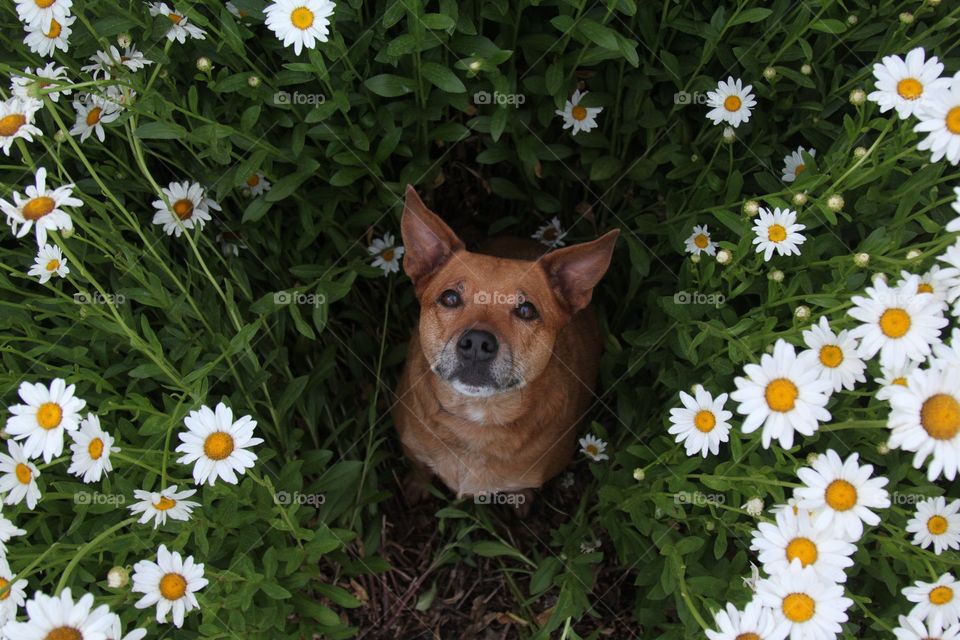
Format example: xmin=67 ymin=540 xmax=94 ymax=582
xmin=401 ymin=185 xmax=464 ymax=288
xmin=539 ymin=229 xmax=619 ymax=313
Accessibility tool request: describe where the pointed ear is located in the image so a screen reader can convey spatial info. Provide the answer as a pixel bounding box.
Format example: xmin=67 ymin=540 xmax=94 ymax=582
xmin=400 ymin=185 xmax=464 ymax=288
xmin=539 ymin=229 xmax=619 ymax=313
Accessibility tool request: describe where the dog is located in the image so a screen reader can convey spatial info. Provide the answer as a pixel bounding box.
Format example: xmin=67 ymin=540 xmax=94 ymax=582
xmin=393 ymin=186 xmax=618 ymax=511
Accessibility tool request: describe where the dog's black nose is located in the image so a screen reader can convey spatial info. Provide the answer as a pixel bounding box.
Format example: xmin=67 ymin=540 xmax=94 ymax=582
xmin=457 ymin=330 xmax=498 ymax=362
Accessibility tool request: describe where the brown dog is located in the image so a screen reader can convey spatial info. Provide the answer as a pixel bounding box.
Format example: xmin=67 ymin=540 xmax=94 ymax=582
xmin=393 ymin=186 xmax=618 ymax=509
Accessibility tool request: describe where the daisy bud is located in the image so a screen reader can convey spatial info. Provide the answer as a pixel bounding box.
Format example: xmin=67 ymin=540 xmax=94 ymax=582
xmin=791 ymin=192 xmax=808 ymax=206
xmin=705 ymin=520 xmax=715 ymax=531
xmin=794 ymin=305 xmax=810 ymax=320
xmin=54 ymin=130 xmax=67 ymax=143
xmin=765 ymin=344 xmax=775 ymax=354
xmin=107 ymin=566 xmax=129 ymax=588
xmin=847 ymin=14 xmax=858 ymax=25
xmin=763 ymin=66 xmax=777 ymax=81
xmin=196 ymin=57 xmax=213 ymax=73
xmin=853 ymin=146 xmax=868 ymax=158
xmin=716 ymin=249 xmax=732 ymax=265
xmin=800 ymin=63 xmax=813 ymax=76
xmin=899 ymin=12 xmax=914 ymax=24
xmin=690 ymin=253 xmax=701 ymax=264
xmin=849 ymin=88 xmax=866 ymax=105
xmin=468 ymin=60 xmax=483 ymax=71
xmin=61 ymin=227 xmax=74 ymax=239
xmin=247 ymin=75 xmax=261 ymax=87
xmin=768 ymin=269 xmax=784 ymax=283
xmin=872 ymin=272 xmax=888 ymax=286
xmin=743 ymin=497 xmax=764 ymax=517
xmin=690 ymin=154 xmax=699 ymax=162
xmin=743 ymin=200 xmax=760 ymax=216
xmin=159 ymin=69 xmax=169 ymax=79
xmin=633 ymin=467 xmax=645 ymax=481
xmin=877 ymin=441 xmax=891 ymax=455
xmin=854 ymin=252 xmax=870 ymax=267
xmin=722 ymin=126 xmax=736 ymax=143
xmin=906 ymin=249 xmax=923 ymax=260
xmin=826 ymin=194 xmax=845 ymax=212
xmin=117 ymin=33 xmax=132 ymax=48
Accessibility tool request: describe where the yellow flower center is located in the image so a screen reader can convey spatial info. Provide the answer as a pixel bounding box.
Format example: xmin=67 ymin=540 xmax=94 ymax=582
xmin=37 ymin=402 xmax=63 ymax=429
xmin=22 ymin=196 xmax=56 ymax=221
xmin=381 ymin=248 xmax=395 ymax=262
xmin=47 ymin=19 xmax=62 ymax=38
xmin=818 ymin=345 xmax=843 ymax=368
xmin=921 ymin=394 xmax=960 ymax=440
xmin=693 ymin=410 xmax=716 ymax=433
xmin=734 ymin=635 xmax=761 ymax=640
xmin=15 ymin=463 xmax=32 ymax=485
xmin=172 ymin=198 xmax=194 ymax=220
xmin=918 ymin=283 xmax=934 ymax=294
xmin=46 ymin=259 xmax=61 ymax=271
xmin=928 ymin=515 xmax=949 ymax=535
xmin=825 ymin=479 xmax=857 ymax=511
xmin=794 ymin=164 xmax=806 ymax=176
xmin=892 ymin=376 xmax=907 ymax=386
xmin=947 ymin=107 xmax=960 ymax=135
xmin=291 ymin=6 xmax=315 ymax=29
xmin=159 ymin=572 xmax=187 ymax=600
xmin=767 ymin=224 xmax=787 ymax=243
xmin=0 ymin=577 xmax=9 ymax=600
xmin=764 ymin=378 xmax=798 ymax=412
xmin=724 ymin=95 xmax=742 ymax=112
xmin=0 ymin=114 xmax=27 ymax=137
xmin=585 ymin=444 xmax=599 ymax=456
xmin=204 ymin=431 xmax=235 ymax=460
xmin=785 ymin=537 xmax=819 ymax=567
xmin=930 ymin=586 xmax=954 ymax=605
xmin=43 ymin=628 xmax=82 ymax=640
xmin=87 ymin=437 xmax=104 ymax=460
xmin=35 ymin=0 xmax=56 ymax=6
xmin=693 ymin=233 xmax=709 ymax=249
xmin=879 ymin=308 xmax=911 ymax=338
xmin=897 ymin=77 xmax=923 ymax=100
xmin=571 ymin=105 xmax=588 ymax=121
xmin=168 ymin=13 xmax=183 ymax=25
xmin=246 ymin=174 xmax=260 ymax=187
xmin=153 ymin=496 xmax=177 ymax=511
xmin=782 ymin=592 xmax=815 ymax=623
xmin=85 ymin=107 xmax=103 ymax=126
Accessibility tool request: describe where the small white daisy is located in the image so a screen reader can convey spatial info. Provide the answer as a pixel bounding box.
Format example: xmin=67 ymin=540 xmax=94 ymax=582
xmin=751 ymin=207 xmax=806 ymax=260
xmin=81 ymin=45 xmax=153 ymax=80
xmin=367 ymin=232 xmax=405 ymax=275
xmin=175 ymin=402 xmax=263 ymax=485
xmin=10 ymin=63 xmax=72 ymax=103
xmin=579 ymin=434 xmax=609 ymax=462
xmin=705 ymin=76 xmax=757 ymax=128
xmin=899 ymin=266 xmax=960 ymax=308
xmin=782 ymin=146 xmax=816 ymax=183
xmin=27 ymin=243 xmax=69 ymax=284
xmin=226 ymin=1 xmax=246 ymax=19
xmin=756 ymin=560 xmax=853 ymax=640
xmin=132 ymin=544 xmax=208 ymax=628
xmin=244 ymin=172 xmax=271 ymax=196
xmin=684 ymin=224 xmax=716 ymax=256
xmin=904 ymin=573 xmax=960 ymax=630
xmin=907 ymin=497 xmax=960 ymax=555
xmin=705 ymin=600 xmax=778 ymax=640
xmin=938 ymin=239 xmax=960 ymax=317
xmin=794 ymin=449 xmax=890 ymax=542
xmin=128 ymin=484 xmax=200 ymax=528
xmin=67 ymin=414 xmax=119 ymax=483
xmin=0 ymin=512 xmax=26 ymax=556
xmin=743 ymin=497 xmax=764 ymax=517
xmin=1 ymin=166 xmax=82 ymax=246
xmin=151 ymin=180 xmax=221 ymax=237
xmin=947 ymin=186 xmax=960 ymax=233
xmin=264 ymin=0 xmax=336 ymax=55
xmin=5 ymin=378 xmax=86 ymax=463
xmin=915 ymin=71 xmax=960 ymax=166
xmin=531 ymin=217 xmax=567 ymax=248
xmin=0 ymin=556 xmax=27 ymax=622
xmin=667 ymin=385 xmax=732 ymax=457
xmin=15 ymin=0 xmax=73 ymax=31
xmin=149 ymin=2 xmax=207 ymax=42
xmin=105 ymin=614 xmax=148 ymax=640
xmin=0 ymin=96 xmax=43 ymax=156
xmin=750 ymin=507 xmax=857 ymax=583
xmin=730 ymin=339 xmax=832 ymax=449
xmin=801 ymin=316 xmax=867 ymax=392
xmin=555 ymin=89 xmax=602 ymax=136
xmin=876 ymin=361 xmax=919 ymax=401
xmin=70 ymin=94 xmax=122 ymax=143
xmin=868 ymin=47 xmax=952 ymax=119
xmin=215 ymin=230 xmax=245 ymax=257
xmin=932 ymin=327 xmax=960 ymax=370
xmin=893 ymin=614 xmax=960 ymax=640
xmin=0 ymin=441 xmax=41 ymax=509
xmin=2 ymin=588 xmax=114 ymax=640
xmin=23 ymin=14 xmax=75 ymax=58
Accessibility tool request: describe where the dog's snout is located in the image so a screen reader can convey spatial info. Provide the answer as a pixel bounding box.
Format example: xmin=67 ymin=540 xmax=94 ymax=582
xmin=456 ymin=330 xmax=498 ymax=362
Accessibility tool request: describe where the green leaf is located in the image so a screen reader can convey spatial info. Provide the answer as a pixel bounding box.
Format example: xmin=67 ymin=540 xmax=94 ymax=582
xmin=135 ymin=121 xmax=187 ymax=139
xmin=420 ymin=63 xmax=467 ymax=93
xmin=364 ymin=74 xmax=416 ymax=97
xmin=728 ymin=8 xmax=772 ymax=26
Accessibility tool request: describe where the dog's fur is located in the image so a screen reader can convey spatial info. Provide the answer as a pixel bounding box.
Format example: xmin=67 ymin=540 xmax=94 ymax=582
xmin=393 ymin=186 xmax=618 ymax=505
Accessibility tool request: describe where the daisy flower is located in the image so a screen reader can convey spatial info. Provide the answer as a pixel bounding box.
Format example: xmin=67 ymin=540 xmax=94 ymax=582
xmin=67 ymin=414 xmax=119 ymax=483
xmin=2 ymin=588 xmax=114 ymax=640
xmin=1 ymin=166 xmax=82 ymax=246
xmin=15 ymin=0 xmax=73 ymax=31
xmin=555 ymin=89 xmax=602 ymax=136
xmin=81 ymin=45 xmax=153 ymax=80
xmin=915 ymin=71 xmax=960 ymax=165
xmin=781 ymin=146 xmax=816 ymax=183
xmin=801 ymin=316 xmax=867 ymax=392
xmin=907 ymin=497 xmax=960 ymax=555
xmin=132 ymin=544 xmax=208 ymax=628
xmin=264 ymin=0 xmax=336 ymax=55
xmin=750 ymin=507 xmax=857 ymax=583
xmin=151 ymin=180 xmax=221 ymax=238
xmin=226 ymin=2 xmax=246 ymax=19
xmin=579 ymin=434 xmax=609 ymax=461
xmin=705 ymin=600 xmax=778 ymax=640
xmin=244 ymin=172 xmax=271 ymax=196
xmin=128 ymin=484 xmax=200 ymax=528
xmin=794 ymin=449 xmax=890 ymax=541
xmin=684 ymin=224 xmax=716 ymax=256
xmin=938 ymin=239 xmax=960 ymax=317
xmin=730 ymin=339 xmax=832 ymax=449
xmin=531 ymin=217 xmax=566 ymax=248
xmin=899 ymin=266 xmax=960 ymax=308
xmin=0 ymin=557 xmax=28 ymax=621
xmin=27 ymin=243 xmax=69 ymax=284
xmin=876 ymin=361 xmax=919 ymax=401
xmin=705 ymin=76 xmax=757 ymax=128
xmin=0 ymin=442 xmax=41 ymax=509
xmin=756 ymin=560 xmax=853 ymax=640
xmin=848 ymin=274 xmax=947 ymax=369
xmin=904 ymin=573 xmax=960 ymax=630
xmin=69 ymin=94 xmax=122 ymax=143
xmin=751 ymin=207 xmax=806 ymax=260
xmin=149 ymin=2 xmax=207 ymax=42
xmin=0 ymin=96 xmax=43 ymax=156
xmin=0 ymin=512 xmax=26 ymax=556
xmin=23 ymin=14 xmax=75 ymax=58
xmin=216 ymin=230 xmax=245 ymax=257
xmin=10 ymin=63 xmax=72 ymax=102
xmin=105 ymin=614 xmax=148 ymax=640
xmin=893 ymin=614 xmax=960 ymax=640
xmin=367 ymin=232 xmax=405 ymax=275
xmin=667 ymin=385 xmax=732 ymax=457
xmin=932 ymin=328 xmax=960 ymax=370
xmin=947 ymin=186 xmax=960 ymax=233
xmin=887 ymin=365 xmax=960 ymax=482
xmin=5 ymin=378 xmax=86 ymax=463
xmin=175 ymin=402 xmax=263 ymax=485
xmin=867 ymin=47 xmax=952 ymax=119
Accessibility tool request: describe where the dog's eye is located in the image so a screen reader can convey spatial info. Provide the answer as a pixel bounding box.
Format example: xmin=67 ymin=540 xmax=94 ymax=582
xmin=438 ymin=289 xmax=462 ymax=308
xmin=514 ymin=301 xmax=539 ymax=321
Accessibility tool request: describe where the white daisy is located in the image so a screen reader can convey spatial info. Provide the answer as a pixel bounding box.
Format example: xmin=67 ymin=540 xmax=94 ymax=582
xmin=0 ymin=557 xmax=28 ymax=621
xmin=0 ymin=512 xmax=26 ymax=556
xmin=531 ymin=217 xmax=567 ymax=248
xmin=2 ymin=588 xmax=114 ymax=640
xmin=226 ymin=2 xmax=246 ymax=19
xmin=904 ymin=573 xmax=960 ymax=630
xmin=876 ymin=361 xmax=919 ymax=401
xmin=899 ymin=266 xmax=960 ymax=308
xmin=751 ymin=207 xmax=806 ymax=260
xmin=667 ymin=385 xmax=732 ymax=457
xmin=0 ymin=96 xmax=43 ymax=156
xmin=887 ymin=365 xmax=960 ymax=482
xmin=367 ymin=232 xmax=405 ymax=275
xmin=244 ymin=172 xmax=271 ymax=196
xmin=5 ymin=378 xmax=86 ymax=463
xmin=215 ymin=230 xmax=245 ymax=257
xmin=684 ymin=224 xmax=716 ymax=256
xmin=867 ymin=47 xmax=952 ymax=119
xmin=175 ymin=402 xmax=263 ymax=485
xmin=27 ymin=243 xmax=69 ymax=284
xmin=947 ymin=186 xmax=960 ymax=233
xmin=0 ymin=441 xmax=41 ymax=510
xmin=848 ymin=274 xmax=948 ymax=369
xmin=938 ymin=238 xmax=960 ymax=316
xmin=81 ymin=45 xmax=153 ymax=80
xmin=151 ymin=180 xmax=221 ymax=238
xmin=750 ymin=507 xmax=857 ymax=583
xmin=105 ymin=613 xmax=148 ymax=640
xmin=149 ymin=2 xmax=207 ymax=42
xmin=1 ymin=166 xmax=82 ymax=246
xmin=730 ymin=339 xmax=832 ymax=449
xmin=914 ymin=70 xmax=960 ymax=165
xmin=132 ymin=544 xmax=208 ymax=628
xmin=555 ymin=89 xmax=602 ymax=136
xmin=801 ymin=316 xmax=867 ymax=392
xmin=705 ymin=76 xmax=757 ymax=128
xmin=128 ymin=484 xmax=200 ymax=529
xmin=23 ymin=14 xmax=75 ymax=58
xmin=15 ymin=0 xmax=73 ymax=31
xmin=907 ymin=497 xmax=960 ymax=555
xmin=69 ymin=94 xmax=122 ymax=143
xmin=10 ymin=63 xmax=72 ymax=103
xmin=782 ymin=146 xmax=816 ymax=183
xmin=579 ymin=434 xmax=609 ymax=462
xmin=794 ymin=449 xmax=890 ymax=542
xmin=67 ymin=414 xmax=118 ymax=483
xmin=893 ymin=614 xmax=960 ymax=640
xmin=932 ymin=328 xmax=960 ymax=370
xmin=756 ymin=560 xmax=853 ymax=640
xmin=264 ymin=0 xmax=336 ymax=55
xmin=705 ymin=600 xmax=778 ymax=640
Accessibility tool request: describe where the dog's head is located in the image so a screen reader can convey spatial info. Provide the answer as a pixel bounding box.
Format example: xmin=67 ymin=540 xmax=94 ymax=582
xmin=400 ymin=186 xmax=618 ymax=398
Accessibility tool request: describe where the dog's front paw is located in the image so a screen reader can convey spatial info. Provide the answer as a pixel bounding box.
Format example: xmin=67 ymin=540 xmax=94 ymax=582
xmin=401 ymin=468 xmax=432 ymax=506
